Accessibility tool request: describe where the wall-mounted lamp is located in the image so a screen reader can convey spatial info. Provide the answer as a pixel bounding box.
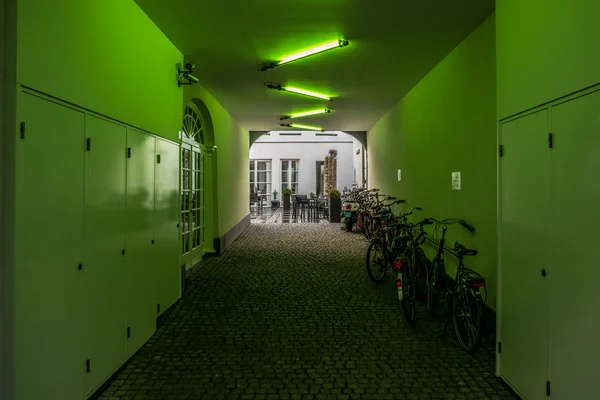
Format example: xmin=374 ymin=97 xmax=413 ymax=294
xmin=279 ymin=109 xmax=331 ymax=120
xmin=259 ymin=39 xmax=349 ymax=71
xmin=280 ymin=123 xmax=325 ymax=132
xmin=265 ymin=84 xmax=332 ymax=101
xmin=178 ymin=62 xmax=199 ymax=87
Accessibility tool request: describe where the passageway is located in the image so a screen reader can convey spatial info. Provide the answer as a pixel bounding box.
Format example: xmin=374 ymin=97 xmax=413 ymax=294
xmin=99 ymin=224 xmax=515 ymax=400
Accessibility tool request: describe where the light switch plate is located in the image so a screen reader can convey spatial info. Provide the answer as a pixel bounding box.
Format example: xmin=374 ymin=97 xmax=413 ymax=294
xmin=397 ymin=169 xmax=402 ymax=181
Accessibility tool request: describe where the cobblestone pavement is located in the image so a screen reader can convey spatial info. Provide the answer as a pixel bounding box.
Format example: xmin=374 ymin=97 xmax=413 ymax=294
xmin=99 ymin=224 xmax=516 ymax=400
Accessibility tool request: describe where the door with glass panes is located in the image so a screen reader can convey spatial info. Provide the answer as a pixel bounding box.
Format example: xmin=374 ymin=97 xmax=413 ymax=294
xmin=249 ymin=160 xmax=272 ymax=202
xmin=281 ymin=159 xmax=299 ymax=193
xmin=181 ymin=103 xmax=206 ymax=270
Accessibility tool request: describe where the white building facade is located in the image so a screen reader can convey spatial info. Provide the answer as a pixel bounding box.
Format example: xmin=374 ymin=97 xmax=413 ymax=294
xmin=249 ymin=131 xmax=365 ymax=203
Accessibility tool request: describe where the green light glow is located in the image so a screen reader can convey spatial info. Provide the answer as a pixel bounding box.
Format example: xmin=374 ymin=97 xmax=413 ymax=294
xmin=278 ymin=40 xmax=348 ymax=65
xmin=283 ymin=87 xmax=332 ymax=101
xmin=290 ymin=124 xmax=324 ymax=132
xmin=289 ymin=109 xmax=331 ymax=119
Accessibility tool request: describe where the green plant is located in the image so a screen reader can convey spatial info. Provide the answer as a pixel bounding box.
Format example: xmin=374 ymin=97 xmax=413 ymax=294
xmin=282 ymin=188 xmax=293 ymax=196
xmin=272 ymin=189 xmax=278 ymax=200
xmin=328 ymin=189 xmax=341 ymax=199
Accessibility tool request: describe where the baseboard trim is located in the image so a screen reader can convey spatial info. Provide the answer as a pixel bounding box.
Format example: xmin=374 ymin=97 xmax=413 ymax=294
xmin=215 ymin=213 xmax=250 ymax=255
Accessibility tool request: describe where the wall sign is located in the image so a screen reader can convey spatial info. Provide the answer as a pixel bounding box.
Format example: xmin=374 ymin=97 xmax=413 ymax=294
xmin=452 ymin=171 xmax=461 ymax=190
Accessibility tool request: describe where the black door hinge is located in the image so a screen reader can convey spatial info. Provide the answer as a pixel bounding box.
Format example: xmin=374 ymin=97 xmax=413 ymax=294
xmin=127 ymin=327 xmax=131 ymax=338
xmin=546 ymin=381 xmax=551 ymax=396
xmin=157 ymin=154 xmax=161 ymax=164
xmin=85 ymin=359 xmax=91 ymax=373
xmin=548 ymin=133 xmax=553 ymax=148
xmin=499 ymin=145 xmax=504 ymax=157
xmin=127 ymin=147 xmax=132 ymax=158
xmin=157 ymin=303 xmax=161 ymax=314
xmin=497 ymin=341 xmax=502 ymax=354
xmin=20 ymin=122 xmax=26 ymax=139
xmin=86 ymin=138 xmax=91 ymax=151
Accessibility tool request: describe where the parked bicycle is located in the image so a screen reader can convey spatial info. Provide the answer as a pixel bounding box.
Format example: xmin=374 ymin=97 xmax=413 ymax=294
xmin=423 ymin=218 xmax=486 ymax=352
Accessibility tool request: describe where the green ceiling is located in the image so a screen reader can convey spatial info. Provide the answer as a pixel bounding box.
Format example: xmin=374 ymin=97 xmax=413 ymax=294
xmin=136 ymin=0 xmax=494 ymax=132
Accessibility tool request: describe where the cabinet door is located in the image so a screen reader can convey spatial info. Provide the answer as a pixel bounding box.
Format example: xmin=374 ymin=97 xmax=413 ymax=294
xmin=81 ymin=115 xmax=127 ymax=395
xmin=125 ymin=129 xmax=157 ymax=356
xmin=549 ymin=91 xmax=600 ymax=400
xmin=499 ymin=110 xmax=551 ymax=400
xmin=15 ymin=93 xmax=87 ymax=400
xmin=155 ymin=139 xmax=181 ymax=314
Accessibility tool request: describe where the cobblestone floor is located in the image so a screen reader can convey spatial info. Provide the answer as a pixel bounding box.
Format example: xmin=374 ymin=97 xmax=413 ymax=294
xmin=99 ymin=224 xmax=516 ymax=400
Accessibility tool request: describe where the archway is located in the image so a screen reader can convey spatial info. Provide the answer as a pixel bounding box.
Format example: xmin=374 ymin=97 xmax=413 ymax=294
xmin=180 ymin=99 xmax=217 ymax=271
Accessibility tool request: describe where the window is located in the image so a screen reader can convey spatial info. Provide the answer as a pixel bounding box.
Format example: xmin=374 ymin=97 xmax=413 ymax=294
xmin=281 ymin=160 xmax=299 ymax=194
xmin=250 ymin=160 xmax=272 ymax=200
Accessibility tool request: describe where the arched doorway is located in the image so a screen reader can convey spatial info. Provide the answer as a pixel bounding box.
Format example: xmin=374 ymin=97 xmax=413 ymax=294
xmin=181 ymin=101 xmax=207 ymax=269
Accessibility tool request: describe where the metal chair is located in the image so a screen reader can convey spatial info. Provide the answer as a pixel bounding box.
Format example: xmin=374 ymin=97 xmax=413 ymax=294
xmin=250 ymin=192 xmax=258 ymax=210
xmin=296 ymin=195 xmax=309 ymax=220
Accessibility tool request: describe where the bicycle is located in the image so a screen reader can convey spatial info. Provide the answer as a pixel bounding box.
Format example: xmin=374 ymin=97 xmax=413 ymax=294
xmin=392 ymin=218 xmax=429 ymax=325
xmin=423 ymin=218 xmax=487 ymax=352
xmin=365 ymin=196 xmax=404 ymax=241
xmin=365 ymin=206 xmax=422 ymax=284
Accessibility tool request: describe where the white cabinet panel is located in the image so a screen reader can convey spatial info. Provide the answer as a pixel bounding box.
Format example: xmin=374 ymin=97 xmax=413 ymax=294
xmin=82 ymin=115 xmax=128 ymax=395
xmin=125 ymin=129 xmax=157 ymax=356
xmin=549 ymin=91 xmax=600 ymax=400
xmin=155 ymin=139 xmax=181 ymax=315
xmin=499 ymin=110 xmax=551 ymax=400
xmin=15 ymin=93 xmax=87 ymax=400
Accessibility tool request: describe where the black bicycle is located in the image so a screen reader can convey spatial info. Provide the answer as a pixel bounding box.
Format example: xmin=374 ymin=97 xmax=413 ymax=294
xmin=365 ymin=206 xmax=421 ymax=283
xmin=423 ymin=218 xmax=487 ymax=352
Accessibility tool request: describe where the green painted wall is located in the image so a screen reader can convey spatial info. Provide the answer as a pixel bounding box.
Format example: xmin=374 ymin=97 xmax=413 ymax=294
xmin=368 ymin=15 xmax=498 ymax=309
xmin=17 ymin=0 xmax=183 ymax=140
xmin=497 ymin=0 xmax=600 ymax=119
xmin=183 ymin=85 xmax=250 ymax=238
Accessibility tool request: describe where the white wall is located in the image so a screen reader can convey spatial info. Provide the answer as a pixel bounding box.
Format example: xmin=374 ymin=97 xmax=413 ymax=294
xmin=352 ymin=138 xmax=366 ymax=187
xmin=250 ymin=131 xmax=354 ymax=200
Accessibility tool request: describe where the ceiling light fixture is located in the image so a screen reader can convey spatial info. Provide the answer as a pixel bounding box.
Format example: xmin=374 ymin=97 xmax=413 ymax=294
xmin=279 ymin=109 xmax=331 ymax=120
xmin=265 ymin=84 xmax=332 ymax=101
xmin=280 ymin=123 xmax=325 ymax=132
xmin=259 ymin=39 xmax=349 ymax=71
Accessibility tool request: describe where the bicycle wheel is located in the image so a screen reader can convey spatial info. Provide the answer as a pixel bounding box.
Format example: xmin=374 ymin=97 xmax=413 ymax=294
xmin=453 ymin=287 xmax=483 ymax=353
xmin=364 ymin=214 xmax=374 ymax=240
xmin=366 ymin=240 xmax=388 ymax=283
xmin=401 ymin=259 xmax=417 ymax=325
xmin=426 ymin=258 xmax=439 ymax=314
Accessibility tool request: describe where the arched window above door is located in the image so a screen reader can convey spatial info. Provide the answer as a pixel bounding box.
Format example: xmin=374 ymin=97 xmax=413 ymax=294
xmin=182 ymin=102 xmax=204 ymax=145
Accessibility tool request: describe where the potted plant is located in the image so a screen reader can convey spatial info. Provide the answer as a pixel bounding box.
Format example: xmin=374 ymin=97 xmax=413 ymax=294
xmin=309 ymin=191 xmax=316 ymax=199
xmin=328 ymin=189 xmax=342 ymax=223
xmin=271 ymin=189 xmax=280 ymax=209
xmin=282 ymin=188 xmax=293 ymax=210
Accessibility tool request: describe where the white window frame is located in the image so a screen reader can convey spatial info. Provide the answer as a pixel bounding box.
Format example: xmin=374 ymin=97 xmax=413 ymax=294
xmin=281 ymin=159 xmax=299 ymax=194
xmin=250 ymin=159 xmax=272 ymax=201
